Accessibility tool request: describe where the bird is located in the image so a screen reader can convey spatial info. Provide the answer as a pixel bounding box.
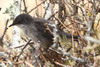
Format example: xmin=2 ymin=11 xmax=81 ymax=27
xmin=9 ymin=14 xmax=79 ymax=49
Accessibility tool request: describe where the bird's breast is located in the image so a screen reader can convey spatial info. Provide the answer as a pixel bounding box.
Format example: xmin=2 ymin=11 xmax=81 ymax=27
xmin=17 ymin=24 xmax=53 ymax=49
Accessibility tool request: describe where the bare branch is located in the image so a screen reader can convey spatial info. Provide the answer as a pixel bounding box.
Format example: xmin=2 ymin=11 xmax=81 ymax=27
xmin=23 ymin=0 xmax=27 ymax=13
xmin=28 ymin=0 xmax=46 ymax=14
xmin=16 ymin=39 xmax=31 ymax=61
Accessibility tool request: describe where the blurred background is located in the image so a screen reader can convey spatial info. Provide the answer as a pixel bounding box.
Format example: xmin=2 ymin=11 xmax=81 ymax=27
xmin=0 ymin=0 xmax=100 ymax=67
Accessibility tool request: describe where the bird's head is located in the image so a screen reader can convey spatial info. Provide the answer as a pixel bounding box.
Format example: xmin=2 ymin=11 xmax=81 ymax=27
xmin=9 ymin=14 xmax=33 ymax=27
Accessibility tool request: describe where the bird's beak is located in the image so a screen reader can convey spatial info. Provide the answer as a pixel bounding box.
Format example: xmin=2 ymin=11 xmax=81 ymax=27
xmin=9 ymin=23 xmax=15 ymax=27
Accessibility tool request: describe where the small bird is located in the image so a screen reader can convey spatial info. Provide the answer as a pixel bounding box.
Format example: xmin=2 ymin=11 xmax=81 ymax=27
xmin=9 ymin=14 xmax=79 ymax=49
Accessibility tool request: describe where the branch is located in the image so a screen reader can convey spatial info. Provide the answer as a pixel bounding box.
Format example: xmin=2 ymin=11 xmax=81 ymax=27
xmin=84 ymin=35 xmax=100 ymax=44
xmin=16 ymin=39 xmax=31 ymax=61
xmin=1 ymin=19 xmax=9 ymax=40
xmin=0 ymin=19 xmax=9 ymax=47
xmin=23 ymin=0 xmax=27 ymax=13
xmin=28 ymin=0 xmax=46 ymax=14
xmin=49 ymin=47 xmax=86 ymax=63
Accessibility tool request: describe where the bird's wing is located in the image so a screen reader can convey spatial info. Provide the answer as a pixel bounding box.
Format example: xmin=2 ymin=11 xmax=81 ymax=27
xmin=33 ymin=18 xmax=54 ymax=42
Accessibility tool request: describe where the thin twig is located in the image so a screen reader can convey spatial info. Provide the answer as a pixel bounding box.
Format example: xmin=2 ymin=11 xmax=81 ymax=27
xmin=54 ymin=17 xmax=69 ymax=30
xmin=23 ymin=0 xmax=28 ymax=13
xmin=28 ymin=0 xmax=46 ymax=14
xmin=0 ymin=19 xmax=9 ymax=47
xmin=49 ymin=48 xmax=86 ymax=63
xmin=47 ymin=11 xmax=58 ymax=20
xmin=1 ymin=19 xmax=9 ymax=40
xmin=54 ymin=61 xmax=67 ymax=67
xmin=16 ymin=39 xmax=31 ymax=61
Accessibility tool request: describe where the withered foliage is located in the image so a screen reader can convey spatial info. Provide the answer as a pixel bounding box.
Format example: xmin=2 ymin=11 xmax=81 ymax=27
xmin=0 ymin=0 xmax=100 ymax=67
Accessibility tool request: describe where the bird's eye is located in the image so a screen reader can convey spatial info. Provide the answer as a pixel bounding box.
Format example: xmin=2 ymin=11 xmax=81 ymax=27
xmin=18 ymin=20 xmax=20 ymax=23
xmin=14 ymin=20 xmax=21 ymax=25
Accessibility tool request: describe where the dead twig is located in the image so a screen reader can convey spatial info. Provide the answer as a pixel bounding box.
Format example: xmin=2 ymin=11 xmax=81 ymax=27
xmin=28 ymin=0 xmax=46 ymax=14
xmin=16 ymin=39 xmax=31 ymax=61
xmin=23 ymin=0 xmax=28 ymax=13
xmin=47 ymin=11 xmax=58 ymax=20
xmin=1 ymin=19 xmax=9 ymax=40
xmin=49 ymin=47 xmax=86 ymax=63
xmin=0 ymin=19 xmax=9 ymax=47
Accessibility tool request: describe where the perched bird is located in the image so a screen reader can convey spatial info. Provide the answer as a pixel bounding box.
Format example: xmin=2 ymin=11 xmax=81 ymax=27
xmin=9 ymin=14 xmax=79 ymax=49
